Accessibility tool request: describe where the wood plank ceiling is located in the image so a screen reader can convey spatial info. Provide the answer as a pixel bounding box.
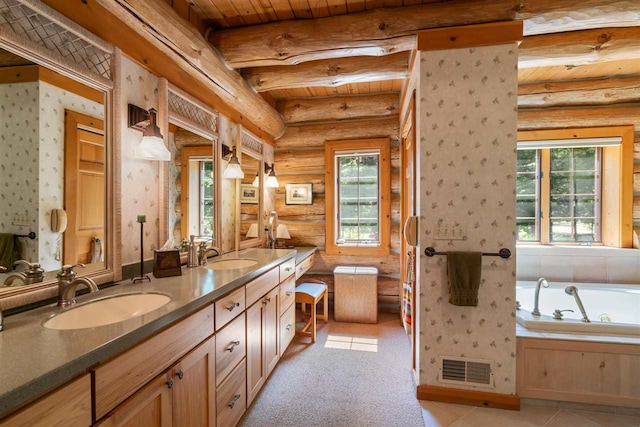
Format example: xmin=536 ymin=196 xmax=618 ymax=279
xmin=183 ymin=0 xmax=640 ymax=133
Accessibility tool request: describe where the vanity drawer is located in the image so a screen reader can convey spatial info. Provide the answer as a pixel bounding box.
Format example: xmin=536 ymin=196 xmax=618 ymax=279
xmin=245 ymin=267 xmax=279 ymax=307
xmin=279 ymin=258 xmax=296 ymax=281
xmin=215 ymin=313 xmax=246 ymax=386
xmin=215 ymin=286 xmax=245 ymax=331
xmin=216 ymin=358 xmax=246 ymax=427
xmin=279 ymin=275 xmax=296 ymax=315
xmin=295 ymin=253 xmax=315 ymax=280
xmin=280 ymin=303 xmax=296 ymax=355
xmin=94 ymin=305 xmax=214 ymax=420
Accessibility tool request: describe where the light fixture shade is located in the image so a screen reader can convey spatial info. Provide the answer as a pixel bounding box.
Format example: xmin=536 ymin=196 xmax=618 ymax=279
xmin=276 ymin=223 xmax=290 ymax=239
xmin=252 ymin=173 xmax=260 ymax=187
xmin=265 ymin=164 xmax=279 ymax=188
xmin=135 ymin=135 xmax=171 ymax=161
xmin=223 ymin=147 xmax=244 ymax=179
xmin=246 ymin=223 xmax=259 ymax=238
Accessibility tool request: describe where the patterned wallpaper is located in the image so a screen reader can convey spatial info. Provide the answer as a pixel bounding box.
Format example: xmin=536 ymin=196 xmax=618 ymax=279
xmin=120 ymin=57 xmax=160 ymax=265
xmin=0 ymin=82 xmax=38 ymax=264
xmin=167 ymin=131 xmax=180 ymax=243
xmin=417 ymin=44 xmax=518 ymax=395
xmin=0 ymin=81 xmax=104 ymax=271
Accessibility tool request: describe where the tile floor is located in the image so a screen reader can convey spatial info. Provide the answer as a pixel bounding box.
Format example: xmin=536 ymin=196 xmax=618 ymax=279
xmin=420 ymin=400 xmax=640 ymax=427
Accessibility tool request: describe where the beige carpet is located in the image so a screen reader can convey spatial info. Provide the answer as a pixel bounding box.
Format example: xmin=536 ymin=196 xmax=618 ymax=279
xmin=238 ymin=310 xmax=425 ymax=427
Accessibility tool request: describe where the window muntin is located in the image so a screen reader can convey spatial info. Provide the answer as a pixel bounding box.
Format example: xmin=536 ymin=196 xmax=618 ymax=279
xmin=516 ymin=147 xmax=601 ymax=244
xmin=336 ymin=150 xmax=380 ymax=245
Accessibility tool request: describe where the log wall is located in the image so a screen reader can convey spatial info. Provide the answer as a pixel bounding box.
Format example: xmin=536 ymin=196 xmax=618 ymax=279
xmin=275 ymin=103 xmax=403 ymax=306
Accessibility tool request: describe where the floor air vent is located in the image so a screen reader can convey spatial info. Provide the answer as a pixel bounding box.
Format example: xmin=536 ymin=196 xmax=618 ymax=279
xmin=439 ymin=356 xmax=493 ymax=388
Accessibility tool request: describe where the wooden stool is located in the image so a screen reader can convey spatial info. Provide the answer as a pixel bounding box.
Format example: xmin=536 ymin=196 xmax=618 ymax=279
xmin=295 ymin=280 xmax=328 ymax=343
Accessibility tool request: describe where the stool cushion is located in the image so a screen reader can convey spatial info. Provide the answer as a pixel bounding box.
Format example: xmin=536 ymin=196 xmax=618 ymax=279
xmin=295 ymin=283 xmax=327 ymax=299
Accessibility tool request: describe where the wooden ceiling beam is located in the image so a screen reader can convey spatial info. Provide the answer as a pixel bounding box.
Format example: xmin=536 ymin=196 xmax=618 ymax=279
xmin=518 ymin=75 xmax=640 ymax=108
xmin=275 ymin=93 xmax=400 ymax=124
xmin=242 ymin=52 xmax=410 ymax=92
xmin=42 ymin=0 xmax=286 ymax=140
xmin=208 ymin=0 xmax=640 ymax=68
xmin=518 ymin=105 xmax=640 ymax=130
xmin=519 ymin=27 xmax=640 ymax=69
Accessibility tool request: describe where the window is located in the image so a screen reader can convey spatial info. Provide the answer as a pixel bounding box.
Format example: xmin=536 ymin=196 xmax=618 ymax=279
xmin=181 ymin=146 xmax=215 ymax=239
xmin=199 ymin=160 xmax=214 ymax=236
xmin=325 ymin=139 xmax=390 ymax=255
xmin=517 ymin=147 xmax=601 ymax=243
xmin=516 ymin=126 xmax=634 ymax=247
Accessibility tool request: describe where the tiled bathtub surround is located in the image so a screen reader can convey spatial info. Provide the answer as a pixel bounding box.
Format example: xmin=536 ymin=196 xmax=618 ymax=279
xmin=517 ymin=246 xmax=640 ymax=284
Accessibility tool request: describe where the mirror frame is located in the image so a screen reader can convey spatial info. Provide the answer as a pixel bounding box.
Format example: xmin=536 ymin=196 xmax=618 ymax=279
xmin=161 ymin=82 xmax=220 ymax=253
xmin=237 ymin=144 xmax=263 ymax=250
xmin=0 ymin=0 xmax=120 ymax=310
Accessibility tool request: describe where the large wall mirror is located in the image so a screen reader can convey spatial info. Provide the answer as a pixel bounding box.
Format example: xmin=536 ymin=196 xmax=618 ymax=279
xmin=238 ymin=149 xmax=262 ymax=247
xmin=0 ymin=3 xmax=117 ymax=308
xmin=165 ymin=84 xmax=219 ymax=253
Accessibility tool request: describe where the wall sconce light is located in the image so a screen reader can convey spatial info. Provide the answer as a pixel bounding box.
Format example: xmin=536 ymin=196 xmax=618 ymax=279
xmin=222 ymin=145 xmax=244 ymax=179
xmin=252 ymin=172 xmax=260 ymax=187
xmin=128 ymin=104 xmax=170 ymax=161
xmin=246 ymin=223 xmax=259 ymax=238
xmin=265 ymin=163 xmax=279 ymax=188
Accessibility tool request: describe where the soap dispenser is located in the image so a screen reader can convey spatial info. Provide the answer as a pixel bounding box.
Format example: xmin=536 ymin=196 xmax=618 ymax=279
xmin=187 ymin=235 xmax=199 ymax=268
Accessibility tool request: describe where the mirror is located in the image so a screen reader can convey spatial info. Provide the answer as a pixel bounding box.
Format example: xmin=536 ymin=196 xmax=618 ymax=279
xmin=166 ymin=125 xmax=216 ymax=248
xmin=0 ymin=48 xmax=109 ymax=295
xmin=238 ymin=148 xmax=262 ymax=247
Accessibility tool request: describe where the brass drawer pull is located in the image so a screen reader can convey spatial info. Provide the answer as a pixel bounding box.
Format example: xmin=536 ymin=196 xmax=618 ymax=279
xmin=286 ymin=324 xmax=292 ymax=331
xmin=226 ymin=340 xmax=241 ymax=352
xmin=228 ymin=394 xmax=241 ymax=409
xmin=176 ymin=370 xmax=184 ymax=380
xmin=166 ymin=378 xmax=174 ymax=389
xmin=262 ymin=297 xmax=271 ymax=305
xmin=226 ymin=302 xmax=240 ymax=311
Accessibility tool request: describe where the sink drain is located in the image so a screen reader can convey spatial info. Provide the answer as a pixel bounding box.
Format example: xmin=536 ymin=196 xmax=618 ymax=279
xmin=598 ymin=313 xmax=612 ymax=322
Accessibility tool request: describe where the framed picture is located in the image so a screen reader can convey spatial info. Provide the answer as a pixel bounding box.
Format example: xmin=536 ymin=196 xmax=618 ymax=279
xmin=240 ymin=183 xmax=259 ymax=204
xmin=286 ymin=183 xmax=313 ymax=205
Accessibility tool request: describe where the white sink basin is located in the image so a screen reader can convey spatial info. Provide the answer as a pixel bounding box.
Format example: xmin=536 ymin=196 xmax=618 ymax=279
xmin=44 ymin=293 xmax=171 ymax=330
xmin=205 ymin=259 xmax=258 ymax=271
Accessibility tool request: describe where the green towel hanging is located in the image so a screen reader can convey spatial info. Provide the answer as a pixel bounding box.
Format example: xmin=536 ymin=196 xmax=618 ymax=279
xmin=447 ymin=251 xmax=482 ymax=306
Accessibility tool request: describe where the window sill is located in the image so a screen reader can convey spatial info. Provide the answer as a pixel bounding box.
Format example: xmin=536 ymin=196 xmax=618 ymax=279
xmin=517 ymin=245 xmax=639 ymax=258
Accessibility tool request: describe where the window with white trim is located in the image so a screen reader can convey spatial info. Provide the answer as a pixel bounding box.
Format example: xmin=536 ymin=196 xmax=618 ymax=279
xmin=516 ymin=126 xmax=634 ymax=247
xmin=325 ymin=139 xmax=390 ymax=255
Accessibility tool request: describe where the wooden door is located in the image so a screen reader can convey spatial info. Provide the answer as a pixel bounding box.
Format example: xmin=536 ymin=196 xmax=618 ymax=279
xmin=400 ymin=92 xmax=417 ymax=370
xmin=263 ymin=286 xmax=280 ymax=377
xmin=246 ymin=299 xmax=265 ymax=406
xmin=96 ymin=373 xmax=173 ymax=427
xmin=64 ymin=110 xmax=105 ymax=265
xmin=172 ymin=336 xmax=216 ymax=427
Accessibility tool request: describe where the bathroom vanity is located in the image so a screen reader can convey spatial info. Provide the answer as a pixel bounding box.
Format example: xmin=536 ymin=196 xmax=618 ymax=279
xmin=0 ymin=247 xmax=317 ymax=426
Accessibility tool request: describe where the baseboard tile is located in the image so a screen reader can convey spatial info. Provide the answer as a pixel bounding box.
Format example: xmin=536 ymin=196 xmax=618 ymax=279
xmin=417 ymin=385 xmax=520 ymax=411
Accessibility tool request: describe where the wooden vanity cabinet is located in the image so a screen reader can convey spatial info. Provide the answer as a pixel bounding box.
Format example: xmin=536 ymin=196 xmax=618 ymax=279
xmin=0 ymin=374 xmax=91 ymax=427
xmin=96 ymin=335 xmax=216 ymax=427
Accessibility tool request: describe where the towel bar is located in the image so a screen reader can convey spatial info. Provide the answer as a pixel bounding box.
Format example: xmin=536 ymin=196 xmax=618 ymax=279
xmin=424 ymin=247 xmax=511 ymax=259
xmin=16 ymin=232 xmax=36 ymax=240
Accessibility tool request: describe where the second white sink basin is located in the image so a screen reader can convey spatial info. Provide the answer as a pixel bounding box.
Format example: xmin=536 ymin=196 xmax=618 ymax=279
xmin=205 ymin=259 xmax=258 ymax=271
xmin=44 ymin=293 xmax=171 ymax=330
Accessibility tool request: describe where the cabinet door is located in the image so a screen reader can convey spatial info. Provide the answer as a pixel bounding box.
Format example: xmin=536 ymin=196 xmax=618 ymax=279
xmin=263 ymin=286 xmax=280 ymax=377
xmin=172 ymin=336 xmax=216 ymax=427
xmin=96 ymin=373 xmax=173 ymax=427
xmin=246 ymin=286 xmax=280 ymax=406
xmin=246 ymin=299 xmax=265 ymax=406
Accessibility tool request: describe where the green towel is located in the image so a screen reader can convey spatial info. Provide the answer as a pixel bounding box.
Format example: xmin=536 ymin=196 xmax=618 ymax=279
xmin=0 ymin=233 xmax=20 ymax=270
xmin=447 ymin=251 xmax=482 ymax=306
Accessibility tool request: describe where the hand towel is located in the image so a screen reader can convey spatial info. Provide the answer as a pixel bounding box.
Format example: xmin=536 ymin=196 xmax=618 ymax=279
xmin=0 ymin=233 xmax=19 ymax=270
xmin=447 ymin=251 xmax=482 ymax=306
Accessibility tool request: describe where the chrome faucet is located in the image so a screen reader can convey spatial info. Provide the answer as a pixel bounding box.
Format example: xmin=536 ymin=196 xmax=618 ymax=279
xmin=3 ymin=260 xmax=45 ymax=286
xmin=57 ymin=264 xmax=98 ymax=307
xmin=532 ymin=277 xmax=549 ymax=316
xmin=267 ymin=211 xmax=278 ymax=249
xmin=198 ymin=242 xmax=220 ymax=265
xmin=565 ymin=286 xmax=590 ymax=323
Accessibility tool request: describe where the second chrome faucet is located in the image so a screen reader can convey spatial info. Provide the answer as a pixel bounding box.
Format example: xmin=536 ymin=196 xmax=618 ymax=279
xmin=57 ymin=264 xmax=98 ymax=307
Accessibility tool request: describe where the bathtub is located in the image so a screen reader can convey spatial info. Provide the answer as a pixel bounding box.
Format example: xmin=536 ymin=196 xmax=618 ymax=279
xmin=515 ymin=280 xmax=640 ymax=336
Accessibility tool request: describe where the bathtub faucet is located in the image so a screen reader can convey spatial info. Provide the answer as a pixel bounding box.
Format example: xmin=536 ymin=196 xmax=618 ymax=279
xmin=532 ymin=277 xmax=549 ymax=316
xmin=564 ymin=286 xmax=590 ymax=323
